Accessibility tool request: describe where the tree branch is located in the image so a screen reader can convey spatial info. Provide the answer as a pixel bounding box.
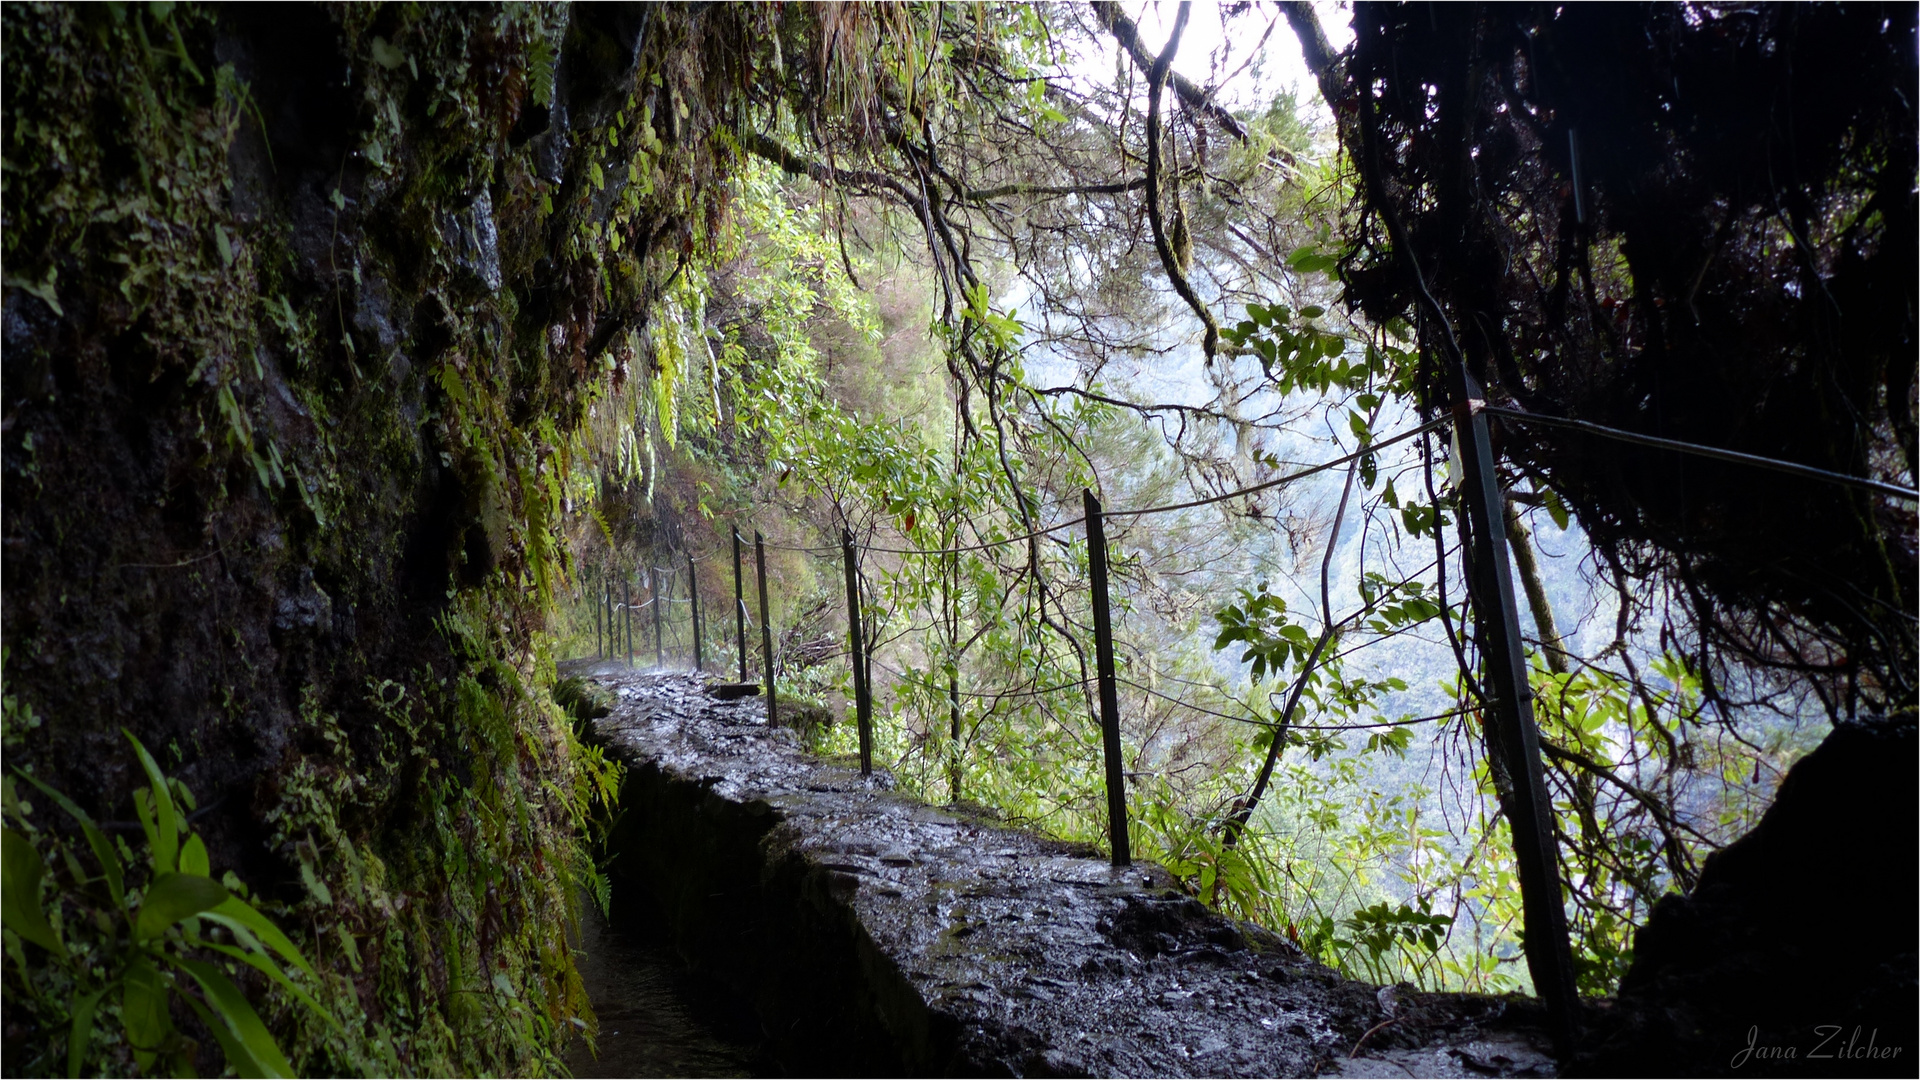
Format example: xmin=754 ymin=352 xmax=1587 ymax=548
xmin=1143 ymin=3 xmax=1221 ymax=363
xmin=1093 ymin=1 xmax=1249 ymax=141
xmin=742 ymin=132 xmax=923 ymax=209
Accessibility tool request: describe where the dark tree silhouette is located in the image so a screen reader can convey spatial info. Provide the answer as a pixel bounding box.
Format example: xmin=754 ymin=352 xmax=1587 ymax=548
xmin=1285 ymin=3 xmax=1917 ymax=1070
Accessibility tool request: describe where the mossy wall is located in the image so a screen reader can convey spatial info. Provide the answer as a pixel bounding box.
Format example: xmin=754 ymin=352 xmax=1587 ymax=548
xmin=1 ymin=3 xmax=791 ymax=1072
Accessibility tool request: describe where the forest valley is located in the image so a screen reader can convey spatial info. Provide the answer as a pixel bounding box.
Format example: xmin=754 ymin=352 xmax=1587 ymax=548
xmin=1 ymin=2 xmax=1913 ymax=1076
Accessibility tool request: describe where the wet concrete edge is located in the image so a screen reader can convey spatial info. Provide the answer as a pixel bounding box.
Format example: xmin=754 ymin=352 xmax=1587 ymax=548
xmin=582 ymin=668 xmax=1559 ymax=1078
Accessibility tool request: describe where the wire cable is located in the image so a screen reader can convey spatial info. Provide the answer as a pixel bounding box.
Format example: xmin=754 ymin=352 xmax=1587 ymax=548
xmin=1113 ymin=674 xmax=1469 ymax=732
xmin=1482 ymin=405 xmax=1919 ymax=502
xmin=762 ymin=418 xmax=1449 ymax=558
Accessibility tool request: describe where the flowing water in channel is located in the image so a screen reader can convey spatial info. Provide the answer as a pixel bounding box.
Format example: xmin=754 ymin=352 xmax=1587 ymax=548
xmin=564 ymin=903 xmax=761 ymax=1078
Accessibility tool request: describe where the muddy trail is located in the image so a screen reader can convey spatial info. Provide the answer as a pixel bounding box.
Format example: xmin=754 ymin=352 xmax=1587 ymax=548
xmin=561 ymin=665 xmax=1558 ymax=1078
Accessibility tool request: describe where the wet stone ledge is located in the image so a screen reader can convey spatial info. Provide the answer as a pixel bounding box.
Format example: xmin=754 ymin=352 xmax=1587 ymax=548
xmin=583 ymin=668 xmax=1556 ymax=1078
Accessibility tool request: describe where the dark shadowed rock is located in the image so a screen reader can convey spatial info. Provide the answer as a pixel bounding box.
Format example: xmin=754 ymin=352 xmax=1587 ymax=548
xmin=439 ymin=188 xmax=502 ymax=294
xmin=1574 ymin=717 xmax=1918 ymax=1077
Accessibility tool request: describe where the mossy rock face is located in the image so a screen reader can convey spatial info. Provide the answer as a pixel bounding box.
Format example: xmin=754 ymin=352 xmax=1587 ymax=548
xmin=0 ymin=3 xmax=801 ymax=1074
xmin=774 ymin=697 xmax=834 ymax=737
xmin=554 ymin=674 xmax=614 ymax=722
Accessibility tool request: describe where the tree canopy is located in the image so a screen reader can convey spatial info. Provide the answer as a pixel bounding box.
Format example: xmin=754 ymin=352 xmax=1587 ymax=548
xmin=1287 ymin=1 xmax=1917 ymax=718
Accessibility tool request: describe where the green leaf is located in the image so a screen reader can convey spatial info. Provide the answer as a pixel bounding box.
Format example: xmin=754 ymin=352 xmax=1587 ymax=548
xmin=68 ymin=988 xmax=102 ymax=1078
xmin=179 ymin=833 xmax=209 ymax=877
xmin=173 ymin=956 xmax=294 ymax=1078
xmin=205 ymin=895 xmax=315 ymax=978
xmin=369 ymin=35 xmax=406 ymax=71
xmin=15 ymin=771 xmax=123 ymax=907
xmin=1541 ymin=488 xmax=1571 ymax=530
xmin=121 ymin=956 xmax=170 ymax=1070
xmin=3 ymin=275 xmax=63 ymax=317
xmin=2 ymin=830 xmax=66 ymax=960
xmin=135 ymin=872 xmax=229 ymax=942
xmin=133 ymin=788 xmax=161 ymax=865
xmin=198 ymin=941 xmax=343 ymax=1033
xmin=123 ymin=731 xmax=178 ymax=872
xmin=178 ymin=984 xmax=269 ymax=1079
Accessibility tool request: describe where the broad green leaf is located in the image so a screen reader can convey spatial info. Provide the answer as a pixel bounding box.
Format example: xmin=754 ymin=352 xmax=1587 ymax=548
xmin=1 ymin=829 xmax=66 ymax=960
xmin=135 ymin=872 xmax=229 ymax=942
xmin=180 ymin=834 xmax=210 ymax=877
xmin=1348 ymin=410 xmax=1370 ymax=443
xmin=122 ymin=956 xmax=170 ymax=1070
xmin=172 ymin=956 xmax=293 ymax=1078
xmin=67 ymin=988 xmax=102 ymax=1078
xmin=123 ymin=731 xmax=178 ymax=873
xmin=16 ymin=771 xmax=124 ymax=907
xmin=205 ymin=895 xmax=315 ymax=978
xmin=1541 ymin=488 xmax=1571 ymax=530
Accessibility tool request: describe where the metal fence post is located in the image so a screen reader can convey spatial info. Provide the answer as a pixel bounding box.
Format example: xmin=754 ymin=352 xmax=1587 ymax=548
xmin=755 ymin=531 xmax=777 ymax=727
xmin=688 ymin=551 xmax=703 ymax=673
xmin=842 ymin=529 xmax=873 ymax=775
xmin=623 ymin=575 xmax=633 ymax=667
xmin=733 ymin=530 xmax=748 ymax=683
xmin=651 ymin=565 xmax=665 ymax=668
xmin=1082 ymin=489 xmax=1131 ymax=868
xmin=1452 ymin=364 xmax=1578 ymax=1052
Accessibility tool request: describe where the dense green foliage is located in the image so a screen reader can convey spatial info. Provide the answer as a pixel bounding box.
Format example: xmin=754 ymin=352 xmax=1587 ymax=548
xmin=550 ymin=2 xmax=1831 ymax=1003
xmin=6 ymin=734 xmax=337 ymax=1077
xmin=6 ymin=3 xmax=1897 ymax=1074
xmin=0 ymin=2 xmax=772 ymax=1072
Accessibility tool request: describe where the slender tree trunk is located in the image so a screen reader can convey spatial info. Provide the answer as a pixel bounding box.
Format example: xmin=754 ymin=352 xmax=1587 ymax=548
xmin=1505 ymin=496 xmax=1569 ymax=675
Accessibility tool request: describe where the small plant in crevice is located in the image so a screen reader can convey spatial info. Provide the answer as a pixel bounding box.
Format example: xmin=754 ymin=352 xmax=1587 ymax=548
xmin=555 ymin=671 xmax=622 ymax=923
xmin=2 ymin=732 xmax=340 ymax=1078
xmin=552 ymin=674 xmax=613 ymax=733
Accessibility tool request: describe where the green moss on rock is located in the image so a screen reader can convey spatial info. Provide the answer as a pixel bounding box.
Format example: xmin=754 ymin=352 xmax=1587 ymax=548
xmin=1 ymin=2 xmax=793 ymax=1073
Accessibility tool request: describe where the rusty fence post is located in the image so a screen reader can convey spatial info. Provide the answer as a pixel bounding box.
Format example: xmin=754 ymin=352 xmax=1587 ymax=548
xmin=755 ymin=531 xmax=777 ymax=726
xmin=1082 ymin=488 xmax=1130 ymax=868
xmin=842 ymin=529 xmax=873 ymax=775
xmin=1452 ymin=364 xmax=1578 ymax=1053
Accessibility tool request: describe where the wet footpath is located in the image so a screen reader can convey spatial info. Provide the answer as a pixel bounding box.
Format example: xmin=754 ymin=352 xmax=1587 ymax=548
xmin=570 ymin=667 xmax=1557 ymax=1078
